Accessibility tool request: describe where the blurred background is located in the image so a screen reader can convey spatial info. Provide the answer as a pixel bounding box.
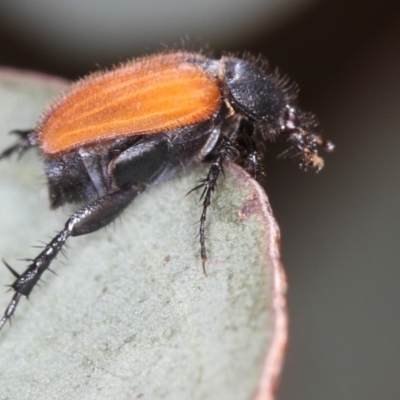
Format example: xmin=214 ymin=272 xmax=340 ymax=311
xmin=0 ymin=0 xmax=399 ymax=399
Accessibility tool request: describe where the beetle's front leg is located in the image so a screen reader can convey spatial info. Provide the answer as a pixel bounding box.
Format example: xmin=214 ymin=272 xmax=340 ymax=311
xmin=0 ymin=184 xmax=143 ymax=332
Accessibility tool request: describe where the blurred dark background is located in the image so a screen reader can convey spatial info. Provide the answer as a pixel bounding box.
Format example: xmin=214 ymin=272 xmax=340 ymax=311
xmin=1 ymin=0 xmax=399 ymax=399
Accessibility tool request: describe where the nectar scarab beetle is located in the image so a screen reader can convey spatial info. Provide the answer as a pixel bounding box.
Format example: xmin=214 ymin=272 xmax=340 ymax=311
xmin=0 ymin=50 xmax=333 ymax=332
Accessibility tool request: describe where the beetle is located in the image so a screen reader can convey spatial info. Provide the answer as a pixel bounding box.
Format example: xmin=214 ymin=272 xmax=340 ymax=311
xmin=0 ymin=51 xmax=333 ymax=332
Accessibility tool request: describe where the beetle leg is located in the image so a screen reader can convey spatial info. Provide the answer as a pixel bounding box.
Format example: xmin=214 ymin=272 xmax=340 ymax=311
xmin=0 ymin=184 xmax=143 ymax=332
xmin=237 ymin=120 xmax=262 ymax=180
xmin=190 ymin=136 xmax=233 ymax=275
xmin=0 ymin=130 xmax=37 ymax=160
xmin=244 ymin=134 xmax=262 ymax=181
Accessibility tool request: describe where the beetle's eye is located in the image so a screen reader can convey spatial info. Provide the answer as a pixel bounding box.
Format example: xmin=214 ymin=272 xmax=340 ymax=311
xmin=282 ymin=107 xmax=300 ymax=135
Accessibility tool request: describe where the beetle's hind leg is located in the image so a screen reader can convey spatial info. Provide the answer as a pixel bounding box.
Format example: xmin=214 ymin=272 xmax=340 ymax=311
xmin=0 ymin=129 xmax=37 ymax=160
xmin=0 ymin=184 xmax=143 ymax=332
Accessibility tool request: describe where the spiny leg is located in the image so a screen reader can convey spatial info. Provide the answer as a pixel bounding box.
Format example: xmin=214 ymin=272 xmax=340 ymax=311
xmin=0 ymin=130 xmax=37 ymax=160
xmin=189 ymin=136 xmax=233 ymax=275
xmin=0 ymin=184 xmax=142 ymax=332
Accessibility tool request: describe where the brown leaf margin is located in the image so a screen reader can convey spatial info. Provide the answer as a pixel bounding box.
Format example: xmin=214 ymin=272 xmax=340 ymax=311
xmin=231 ymin=164 xmax=288 ymax=400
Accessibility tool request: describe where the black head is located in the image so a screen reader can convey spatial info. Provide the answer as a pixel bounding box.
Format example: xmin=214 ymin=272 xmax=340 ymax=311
xmin=279 ymin=105 xmax=335 ymax=172
xmin=223 ymin=56 xmax=334 ymax=171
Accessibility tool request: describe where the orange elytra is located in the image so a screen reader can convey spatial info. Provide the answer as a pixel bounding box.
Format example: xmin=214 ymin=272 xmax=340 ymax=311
xmin=38 ymin=52 xmax=222 ymax=156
